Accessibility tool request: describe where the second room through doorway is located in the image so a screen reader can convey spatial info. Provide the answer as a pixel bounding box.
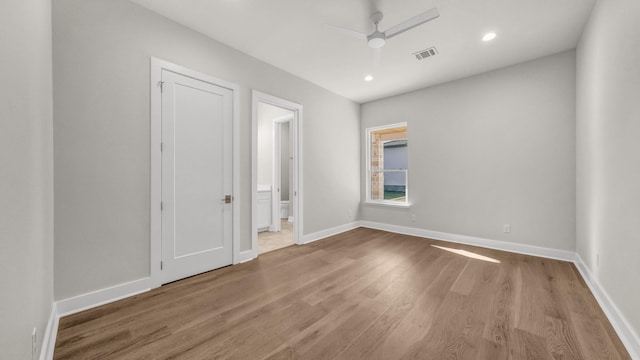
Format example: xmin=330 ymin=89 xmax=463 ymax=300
xmin=256 ymin=101 xmax=295 ymax=254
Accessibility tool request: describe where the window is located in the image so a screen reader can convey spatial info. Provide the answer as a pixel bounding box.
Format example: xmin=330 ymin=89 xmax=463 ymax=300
xmin=366 ymin=123 xmax=408 ymax=205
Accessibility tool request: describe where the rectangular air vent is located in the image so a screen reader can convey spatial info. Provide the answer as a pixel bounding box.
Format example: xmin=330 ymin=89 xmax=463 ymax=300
xmin=414 ymin=47 xmax=438 ymax=60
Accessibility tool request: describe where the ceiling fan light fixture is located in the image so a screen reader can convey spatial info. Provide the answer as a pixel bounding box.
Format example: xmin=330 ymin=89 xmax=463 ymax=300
xmin=482 ymin=32 xmax=497 ymax=42
xmin=367 ymin=33 xmax=386 ymax=48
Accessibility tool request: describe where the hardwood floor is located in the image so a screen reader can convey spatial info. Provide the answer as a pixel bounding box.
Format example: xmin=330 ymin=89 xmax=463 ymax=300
xmin=54 ymin=228 xmax=630 ymax=359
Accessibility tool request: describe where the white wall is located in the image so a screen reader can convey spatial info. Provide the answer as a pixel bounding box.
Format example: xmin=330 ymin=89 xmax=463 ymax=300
xmin=361 ymin=51 xmax=576 ymax=251
xmin=53 ymin=0 xmax=360 ymax=300
xmin=0 ymin=0 xmax=54 ymax=358
xmin=576 ymin=0 xmax=640 ymax=341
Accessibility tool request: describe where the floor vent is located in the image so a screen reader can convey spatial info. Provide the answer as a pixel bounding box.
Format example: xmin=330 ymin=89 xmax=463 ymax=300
xmin=414 ymin=47 xmax=438 ymax=60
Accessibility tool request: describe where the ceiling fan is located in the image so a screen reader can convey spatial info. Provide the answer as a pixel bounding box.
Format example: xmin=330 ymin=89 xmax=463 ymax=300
xmin=326 ymin=7 xmax=440 ymax=68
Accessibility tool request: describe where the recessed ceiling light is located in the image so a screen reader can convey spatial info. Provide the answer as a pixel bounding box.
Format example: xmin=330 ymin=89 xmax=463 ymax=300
xmin=364 ymin=75 xmax=374 ymax=82
xmin=482 ymin=32 xmax=497 ymax=42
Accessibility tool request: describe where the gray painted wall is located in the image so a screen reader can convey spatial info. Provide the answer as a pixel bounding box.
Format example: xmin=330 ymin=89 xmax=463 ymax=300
xmin=576 ymin=0 xmax=640 ymax=339
xmin=361 ymin=51 xmax=576 ymax=251
xmin=0 ymin=0 xmax=54 ymax=358
xmin=53 ymin=0 xmax=360 ymax=300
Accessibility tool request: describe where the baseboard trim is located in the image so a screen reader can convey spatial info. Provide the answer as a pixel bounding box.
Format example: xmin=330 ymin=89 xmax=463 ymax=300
xmin=574 ymin=255 xmax=640 ymax=359
xmin=41 ymin=222 xmax=639 ymax=360
xmin=236 ymin=249 xmax=257 ymax=264
xmin=39 ymin=303 xmax=58 ymax=360
xmin=56 ymin=277 xmax=151 ymax=317
xmin=302 ymin=221 xmax=360 ymax=244
xmin=358 ymin=221 xmax=575 ymax=261
xmin=358 ymin=221 xmax=638 ymax=358
xmin=49 ymin=222 xmax=353 ymax=323
xmin=42 ymin=278 xmax=151 ymax=359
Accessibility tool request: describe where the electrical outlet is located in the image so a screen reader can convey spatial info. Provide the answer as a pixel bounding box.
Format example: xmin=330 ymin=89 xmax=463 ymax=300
xmin=347 ymin=210 xmax=353 ymax=220
xmin=411 ymin=214 xmax=417 ymax=222
xmin=32 ymin=328 xmax=37 ymax=360
xmin=503 ymin=224 xmax=511 ymax=233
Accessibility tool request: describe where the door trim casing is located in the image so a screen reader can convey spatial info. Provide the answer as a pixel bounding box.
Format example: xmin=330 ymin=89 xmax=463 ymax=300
xmin=150 ymin=57 xmax=240 ymax=289
xmin=252 ymin=91 xmax=304 ymax=257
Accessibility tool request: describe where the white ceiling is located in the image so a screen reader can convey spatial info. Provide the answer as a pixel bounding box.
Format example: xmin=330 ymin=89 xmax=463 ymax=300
xmin=129 ymin=0 xmax=595 ymax=103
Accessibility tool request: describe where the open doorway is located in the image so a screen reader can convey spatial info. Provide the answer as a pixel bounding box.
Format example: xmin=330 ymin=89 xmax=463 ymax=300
xmin=252 ymin=91 xmax=303 ymax=255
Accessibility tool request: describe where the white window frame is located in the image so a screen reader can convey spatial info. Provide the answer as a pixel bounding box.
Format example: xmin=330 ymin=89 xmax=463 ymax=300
xmin=365 ymin=122 xmax=410 ymax=207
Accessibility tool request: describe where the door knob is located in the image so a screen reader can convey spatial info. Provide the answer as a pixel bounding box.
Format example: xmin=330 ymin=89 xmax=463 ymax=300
xmin=221 ymin=195 xmax=232 ymax=204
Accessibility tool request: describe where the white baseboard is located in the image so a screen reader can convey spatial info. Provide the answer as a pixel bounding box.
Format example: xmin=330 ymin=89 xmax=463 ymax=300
xmin=574 ymin=255 xmax=640 ymax=359
xmin=358 ymin=221 xmax=576 ymax=261
xmin=39 ymin=303 xmax=58 ymax=360
xmin=40 ymin=221 xmax=639 ymax=360
xmin=56 ymin=277 xmax=152 ymax=317
xmin=358 ymin=221 xmax=638 ymax=359
xmin=288 ymin=216 xmax=294 ymax=223
xmin=302 ymin=221 xmax=360 ymax=244
xmin=41 ymin=278 xmax=151 ymax=359
xmin=236 ymin=249 xmax=257 ymax=264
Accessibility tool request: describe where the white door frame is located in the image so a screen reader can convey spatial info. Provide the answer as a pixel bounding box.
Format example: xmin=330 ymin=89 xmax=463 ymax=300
xmin=252 ymin=90 xmax=303 ymax=253
xmin=271 ymin=113 xmax=294 ymax=232
xmin=150 ymin=58 xmax=241 ymax=288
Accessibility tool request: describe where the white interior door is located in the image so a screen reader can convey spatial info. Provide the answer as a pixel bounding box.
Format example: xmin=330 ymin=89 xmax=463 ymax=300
xmin=272 ymin=121 xmax=282 ymax=232
xmin=161 ymin=69 xmax=233 ymax=284
xmin=271 ymin=119 xmax=292 ymax=232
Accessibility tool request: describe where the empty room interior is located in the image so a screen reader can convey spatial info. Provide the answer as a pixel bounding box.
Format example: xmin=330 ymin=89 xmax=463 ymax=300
xmin=2 ymin=0 xmax=640 ymax=359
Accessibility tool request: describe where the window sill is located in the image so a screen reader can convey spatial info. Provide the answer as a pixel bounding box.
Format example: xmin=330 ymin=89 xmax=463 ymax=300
xmin=363 ymin=201 xmax=411 ymax=209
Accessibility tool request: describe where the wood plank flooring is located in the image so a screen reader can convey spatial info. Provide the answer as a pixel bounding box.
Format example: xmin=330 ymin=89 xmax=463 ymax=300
xmin=54 ymin=228 xmax=631 ymax=359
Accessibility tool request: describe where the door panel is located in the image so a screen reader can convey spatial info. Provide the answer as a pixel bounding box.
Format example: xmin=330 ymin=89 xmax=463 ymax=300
xmin=161 ymin=69 xmax=233 ymax=284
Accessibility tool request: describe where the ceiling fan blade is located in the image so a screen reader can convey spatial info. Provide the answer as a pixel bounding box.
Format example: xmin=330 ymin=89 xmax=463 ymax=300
xmin=371 ymin=47 xmax=381 ymax=68
xmin=324 ymin=24 xmax=367 ymax=40
xmin=383 ymin=8 xmax=439 ymax=39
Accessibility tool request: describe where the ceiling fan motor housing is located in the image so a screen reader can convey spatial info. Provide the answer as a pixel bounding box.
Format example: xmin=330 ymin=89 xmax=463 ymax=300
xmin=370 ymin=11 xmax=384 ymax=24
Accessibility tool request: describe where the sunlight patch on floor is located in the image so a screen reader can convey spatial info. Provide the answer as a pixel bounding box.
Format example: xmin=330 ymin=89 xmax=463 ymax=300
xmin=431 ymin=244 xmax=500 ymax=263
